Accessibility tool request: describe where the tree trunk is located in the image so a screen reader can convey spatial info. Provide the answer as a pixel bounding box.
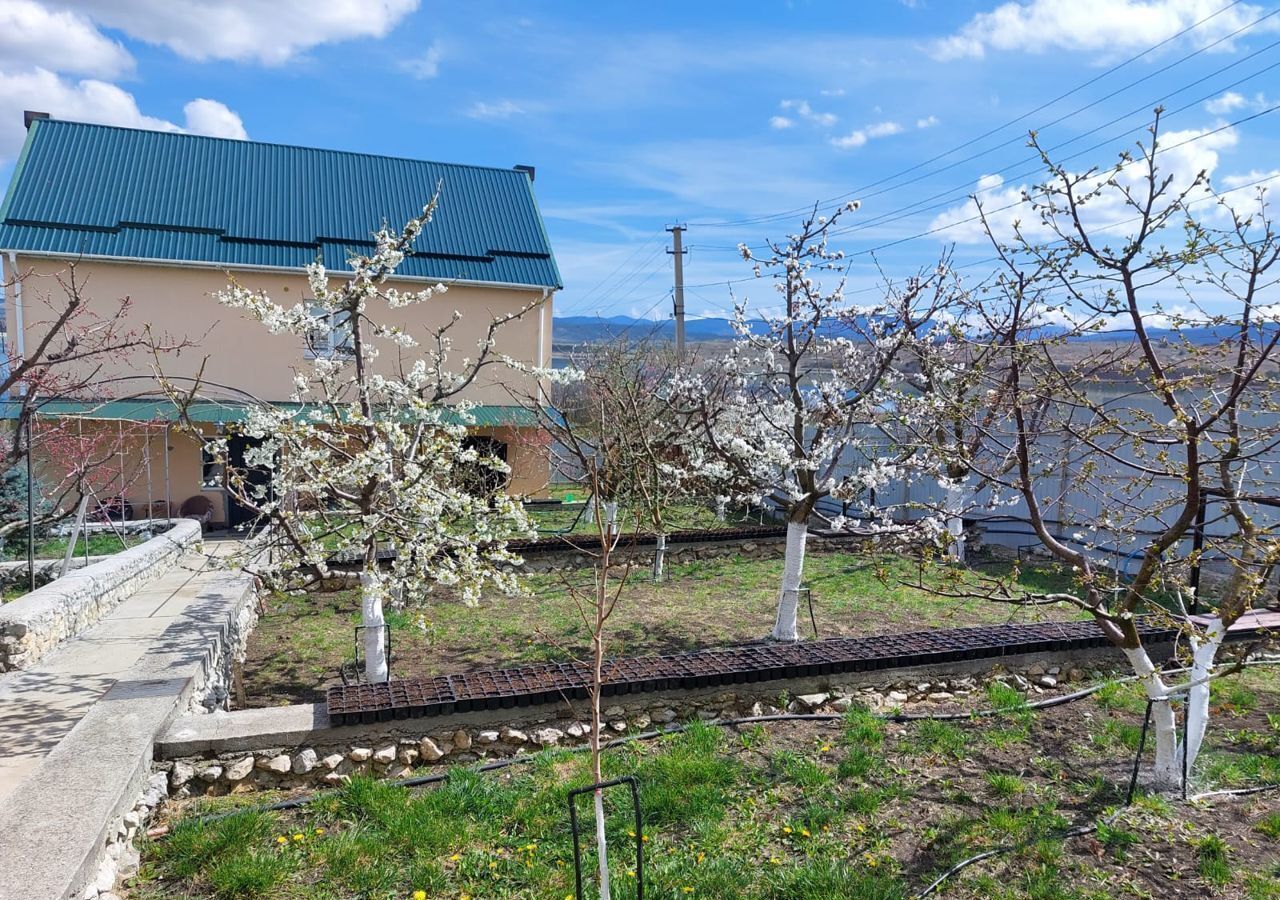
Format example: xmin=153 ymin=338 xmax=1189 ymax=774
xmin=652 ymin=532 xmax=666 ymax=582
xmin=772 ymin=519 xmax=808 ymax=641
xmin=714 ymin=496 xmax=727 ymax=522
xmin=604 ymin=501 xmax=619 ymax=539
xmin=361 ymin=571 xmax=389 ymax=683
xmin=590 ymin=566 xmax=612 ymax=900
xmin=1183 ymin=620 xmax=1224 ymax=779
xmin=944 ymin=482 xmax=966 ymax=563
xmin=1123 ymin=645 xmax=1180 ymax=790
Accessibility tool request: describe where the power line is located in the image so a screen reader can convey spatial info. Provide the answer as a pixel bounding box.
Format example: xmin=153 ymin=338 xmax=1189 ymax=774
xmin=686 ymin=0 xmax=1264 ymax=229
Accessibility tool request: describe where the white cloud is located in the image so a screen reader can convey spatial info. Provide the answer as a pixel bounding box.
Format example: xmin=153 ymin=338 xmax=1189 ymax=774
xmin=1204 ymin=90 xmax=1273 ymax=115
xmin=928 ymin=124 xmax=1238 ymax=243
xmin=917 ymin=115 xmax=939 ymax=128
xmin=0 ymin=69 xmax=247 ymax=158
xmin=181 ymin=98 xmax=247 ymax=139
xmin=400 ymin=42 xmax=441 ymax=80
xmin=1219 ymin=168 xmax=1280 ymax=190
xmin=933 ymin=0 xmax=1278 ymax=61
xmin=779 ymin=98 xmax=837 ymax=127
xmin=769 ymin=115 xmax=794 ymax=129
xmin=866 ymin=121 xmax=903 ymax=138
xmin=466 ymin=99 xmax=526 ymax=120
xmin=51 ymin=0 xmax=420 ymax=65
xmin=0 ymin=0 xmax=132 ymax=78
xmin=831 ymin=120 xmax=903 ymax=149
xmin=1205 ymin=91 xmax=1247 ymax=114
xmin=819 ymin=87 xmax=846 ymax=97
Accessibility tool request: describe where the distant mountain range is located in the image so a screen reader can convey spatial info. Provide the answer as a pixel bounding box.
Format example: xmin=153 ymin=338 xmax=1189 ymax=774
xmin=553 ymin=315 xmax=1279 ymax=346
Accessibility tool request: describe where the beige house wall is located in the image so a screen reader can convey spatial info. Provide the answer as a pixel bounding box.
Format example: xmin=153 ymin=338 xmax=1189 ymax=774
xmin=7 ymin=256 xmax=552 ymax=404
xmin=11 ymin=256 xmax=555 ymax=513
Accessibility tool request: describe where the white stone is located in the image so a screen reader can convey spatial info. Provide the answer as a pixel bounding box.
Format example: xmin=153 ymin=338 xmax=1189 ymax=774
xmin=321 ymin=753 xmax=344 ymax=771
xmin=533 ymin=727 xmax=565 ymax=746
xmin=225 ymin=757 xmax=254 ymax=783
xmin=609 ymin=720 xmax=627 ymax=732
xmin=292 ymin=748 xmax=318 ymax=775
xmin=927 ymin=692 xmax=955 ymax=701
xmin=264 ymin=754 xmax=292 ymax=774
xmin=887 ymin=690 xmax=909 ymax=703
xmin=397 ymin=747 xmax=419 ymax=765
xmin=197 ymin=765 xmax=223 ymax=783
xmin=349 ymin=747 xmax=372 ymax=762
xmin=604 ymin=706 xmax=625 ymax=718
xmin=477 ymin=730 xmax=500 ymax=744
xmin=170 ymin=761 xmax=195 ymax=788
xmin=565 ymin=721 xmax=587 ymax=738
xmin=323 ymin=772 xmax=349 ymax=785
xmin=95 ymin=856 xmax=117 ymax=894
xmin=372 ymin=745 xmax=397 ymax=765
xmin=1037 ymin=675 xmax=1058 ymax=689
xmin=796 ymin=693 xmax=829 ymax=710
xmin=651 ymin=708 xmax=677 ymax=723
xmin=387 ymin=763 xmax=413 ymax=779
xmin=500 ymin=727 xmax=529 ymax=744
xmin=452 ymin=729 xmax=472 ymax=751
xmin=831 ymin=697 xmax=853 ymax=712
xmin=419 ymin=737 xmax=444 ymax=761
xmin=631 ymin=713 xmax=651 ymax=729
xmin=117 ymin=844 xmax=140 ymax=878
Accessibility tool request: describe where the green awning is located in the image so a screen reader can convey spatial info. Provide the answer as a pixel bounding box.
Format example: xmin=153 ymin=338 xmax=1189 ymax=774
xmin=3 ymin=398 xmax=543 ymax=429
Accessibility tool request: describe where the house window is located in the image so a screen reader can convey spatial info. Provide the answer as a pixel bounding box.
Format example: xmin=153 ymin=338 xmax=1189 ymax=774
xmin=200 ymin=443 xmax=224 ymax=490
xmin=305 ymin=305 xmax=354 ymax=358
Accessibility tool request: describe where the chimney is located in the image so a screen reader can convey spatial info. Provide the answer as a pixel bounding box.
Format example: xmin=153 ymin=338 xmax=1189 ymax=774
xmin=23 ymin=111 xmax=49 ymax=130
xmin=514 ymin=164 xmax=535 ymax=182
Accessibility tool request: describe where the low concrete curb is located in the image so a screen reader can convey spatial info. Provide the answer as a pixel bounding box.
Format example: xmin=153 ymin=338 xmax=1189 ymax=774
xmin=0 ymin=519 xmax=201 ymax=672
xmin=0 ymin=567 xmax=255 ymax=900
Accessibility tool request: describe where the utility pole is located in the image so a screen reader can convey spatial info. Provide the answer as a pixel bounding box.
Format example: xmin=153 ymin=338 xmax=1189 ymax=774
xmin=666 ymin=224 xmax=686 ymax=358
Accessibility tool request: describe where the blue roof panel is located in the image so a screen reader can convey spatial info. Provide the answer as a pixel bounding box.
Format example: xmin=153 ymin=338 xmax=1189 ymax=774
xmin=0 ymin=119 xmax=561 ymax=289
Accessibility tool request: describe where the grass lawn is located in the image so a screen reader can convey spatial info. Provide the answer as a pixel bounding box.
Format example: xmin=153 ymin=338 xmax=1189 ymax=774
xmin=241 ymin=550 xmax=1084 ymax=707
xmin=136 ymin=668 xmax=1280 ymax=899
xmin=29 ymin=530 xmax=143 ymax=559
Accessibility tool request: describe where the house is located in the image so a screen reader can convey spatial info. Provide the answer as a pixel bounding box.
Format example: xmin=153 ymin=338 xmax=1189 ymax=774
xmin=0 ymin=114 xmax=560 ymax=528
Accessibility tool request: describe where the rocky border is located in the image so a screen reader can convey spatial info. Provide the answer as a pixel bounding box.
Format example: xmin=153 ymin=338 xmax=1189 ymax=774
xmin=157 ymin=656 xmax=1124 ymax=798
xmin=0 ymin=519 xmax=201 ymax=672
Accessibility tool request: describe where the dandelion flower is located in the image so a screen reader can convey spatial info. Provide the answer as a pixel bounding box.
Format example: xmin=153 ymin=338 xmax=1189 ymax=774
xmin=783 ymin=826 xmax=792 ymax=834
xmin=314 ymin=827 xmax=326 ymax=835
xmin=275 ymin=836 xmax=288 ymax=845
xmin=412 ymin=892 xmax=427 ymax=900
xmin=683 ymin=888 xmax=694 ymax=894
xmin=449 ymin=853 xmax=461 ymax=862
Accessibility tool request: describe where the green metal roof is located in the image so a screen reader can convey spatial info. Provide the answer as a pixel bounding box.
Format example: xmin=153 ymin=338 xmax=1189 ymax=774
xmin=2 ymin=398 xmax=541 ymax=428
xmin=0 ymin=119 xmax=561 ymax=289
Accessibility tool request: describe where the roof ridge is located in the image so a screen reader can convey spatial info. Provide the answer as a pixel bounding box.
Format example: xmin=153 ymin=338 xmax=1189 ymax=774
xmin=33 ymin=117 xmax=532 ymax=179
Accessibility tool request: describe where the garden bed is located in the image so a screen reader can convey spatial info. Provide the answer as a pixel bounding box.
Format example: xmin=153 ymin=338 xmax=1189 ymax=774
xmin=240 ymin=551 xmax=1083 ymax=707
xmin=135 ymin=667 xmax=1280 ymax=899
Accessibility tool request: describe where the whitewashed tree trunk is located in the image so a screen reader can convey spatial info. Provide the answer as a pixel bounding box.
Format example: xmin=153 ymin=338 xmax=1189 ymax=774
xmin=715 ymin=496 xmax=727 ymax=522
xmin=772 ymin=519 xmax=808 ymax=641
xmin=944 ymin=482 xmax=966 ymax=563
xmin=594 ymin=788 xmax=612 ymax=900
xmin=604 ymin=501 xmax=619 ymax=539
xmin=652 ymin=532 xmax=666 ymax=582
xmin=1124 ymin=645 xmax=1181 ymax=790
xmin=361 ymin=571 xmax=389 ymax=683
xmin=1183 ymin=620 xmax=1224 ymax=778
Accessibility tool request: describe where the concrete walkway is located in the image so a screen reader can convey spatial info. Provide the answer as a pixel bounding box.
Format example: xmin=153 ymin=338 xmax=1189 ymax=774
xmin=0 ymin=540 xmax=240 ymax=804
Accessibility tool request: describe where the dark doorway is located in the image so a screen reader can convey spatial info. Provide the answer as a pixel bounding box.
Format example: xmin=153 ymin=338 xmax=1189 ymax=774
xmin=460 ymin=436 xmax=509 ymax=498
xmin=226 ymin=433 xmax=273 ymax=530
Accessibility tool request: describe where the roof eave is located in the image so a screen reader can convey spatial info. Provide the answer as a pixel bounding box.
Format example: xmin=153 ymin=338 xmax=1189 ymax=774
xmin=0 ymin=247 xmax=561 ymax=292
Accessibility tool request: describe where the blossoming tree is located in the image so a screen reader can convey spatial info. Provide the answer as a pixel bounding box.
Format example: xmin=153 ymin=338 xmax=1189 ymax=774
xmin=932 ymin=114 xmax=1280 ymax=789
xmin=677 ymin=203 xmax=964 ymax=641
xmin=163 ymin=193 xmax=540 ymax=682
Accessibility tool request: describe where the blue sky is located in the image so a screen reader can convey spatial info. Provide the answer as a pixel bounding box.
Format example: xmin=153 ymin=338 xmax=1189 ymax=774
xmin=1 ymin=0 xmax=1278 ymax=324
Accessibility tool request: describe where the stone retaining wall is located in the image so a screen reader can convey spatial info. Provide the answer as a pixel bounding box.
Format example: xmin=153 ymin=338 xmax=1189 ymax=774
xmin=0 ymin=519 xmax=202 ymax=672
xmin=156 ymin=646 xmax=1139 ymax=797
